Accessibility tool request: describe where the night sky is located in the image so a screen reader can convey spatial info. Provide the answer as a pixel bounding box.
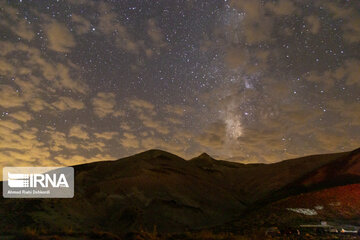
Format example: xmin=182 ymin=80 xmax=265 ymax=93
xmin=0 ymin=0 xmax=359 ymax=168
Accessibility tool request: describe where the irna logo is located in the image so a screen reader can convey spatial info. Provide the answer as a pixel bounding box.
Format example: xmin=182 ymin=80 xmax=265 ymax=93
xmin=3 ymin=167 xmax=74 ymax=198
xmin=7 ymin=172 xmax=69 ymax=188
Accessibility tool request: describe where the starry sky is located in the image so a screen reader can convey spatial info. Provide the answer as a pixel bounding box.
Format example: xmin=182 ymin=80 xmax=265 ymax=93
xmin=0 ymin=0 xmax=359 ymax=169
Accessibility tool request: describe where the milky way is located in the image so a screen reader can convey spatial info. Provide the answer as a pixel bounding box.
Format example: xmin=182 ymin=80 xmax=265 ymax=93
xmin=0 ymin=0 xmax=359 ymax=169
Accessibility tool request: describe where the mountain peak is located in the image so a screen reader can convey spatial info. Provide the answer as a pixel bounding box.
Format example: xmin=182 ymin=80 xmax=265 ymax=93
xmin=130 ymin=149 xmax=186 ymax=162
xmin=189 ymin=152 xmax=216 ymax=163
xmin=198 ymin=152 xmax=214 ymax=160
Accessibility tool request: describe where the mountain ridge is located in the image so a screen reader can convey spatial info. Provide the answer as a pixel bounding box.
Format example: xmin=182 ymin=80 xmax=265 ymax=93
xmin=1 ymin=147 xmax=360 ymax=236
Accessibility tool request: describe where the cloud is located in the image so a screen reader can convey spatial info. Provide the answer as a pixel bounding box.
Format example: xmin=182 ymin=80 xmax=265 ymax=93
xmin=138 ymin=113 xmax=169 ymax=135
xmin=97 ymin=3 xmax=122 ymax=35
xmin=120 ymin=123 xmax=131 ymax=131
xmin=343 ymin=16 xmax=360 ymax=43
xmin=127 ymin=98 xmax=178 ymax=135
xmin=338 ymin=59 xmax=360 ymax=87
xmin=304 ymin=70 xmax=335 ymax=90
xmin=305 ymin=59 xmax=360 ymax=88
xmin=129 ymin=98 xmax=155 ymax=111
xmin=265 ymin=0 xmax=297 ymax=16
xmin=0 ymin=40 xmax=88 ymax=96
xmin=0 ymin=3 xmax=35 ymax=41
xmin=308 ymin=129 xmax=358 ymax=154
xmin=53 ymin=63 xmax=89 ymax=94
xmin=45 ymin=20 xmax=76 ymax=52
xmin=0 ymin=57 xmax=15 ymax=75
xmin=224 ymin=47 xmax=248 ymax=69
xmin=45 ymin=127 xmax=78 ymax=152
xmin=0 ymin=120 xmax=22 ymax=131
xmin=196 ymin=121 xmax=226 ymax=148
xmin=0 ymin=124 xmax=52 ymax=168
xmin=119 ymin=132 xmax=139 ymax=149
xmin=52 ymin=96 xmax=85 ymax=111
xmin=230 ymin=0 xmax=273 ymax=44
xmin=29 ymin=98 xmax=53 ymax=112
xmin=78 ymin=140 xmax=105 ymax=151
xmin=94 ymin=131 xmax=119 ymax=140
xmin=326 ymin=99 xmax=360 ymax=127
xmin=46 ymin=125 xmax=108 ymax=156
xmin=69 ymin=124 xmax=89 ymax=140
xmin=92 ymin=92 xmax=120 ymax=118
xmin=0 ymin=85 xmax=24 ymax=108
xmin=71 ymin=14 xmax=91 ymax=35
xmin=147 ymin=18 xmax=168 ymax=54
xmin=197 ymin=71 xmax=344 ymax=161
xmin=221 ymin=0 xmax=298 ymax=72
xmin=224 ymin=46 xmax=270 ymax=73
xmin=97 ymin=3 xmax=143 ymax=54
xmin=147 ymin=19 xmax=165 ymax=45
xmin=9 ymin=20 xmax=35 ymax=41
xmin=166 ymin=117 xmax=183 ymax=125
xmin=9 ymin=111 xmax=33 ymax=122
xmin=14 ymin=77 xmax=43 ymax=99
xmin=164 ymin=105 xmax=189 ymax=116
xmin=66 ymin=0 xmax=95 ymax=6
xmin=243 ymin=15 xmax=273 ymax=45
xmin=96 ymin=2 xmax=167 ymax=57
xmin=305 ymin=15 xmax=321 ymax=34
xmin=324 ymin=2 xmax=360 ymax=43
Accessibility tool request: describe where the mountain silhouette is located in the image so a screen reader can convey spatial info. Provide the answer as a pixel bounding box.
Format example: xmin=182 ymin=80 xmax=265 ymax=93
xmin=1 ymin=148 xmax=360 ymax=237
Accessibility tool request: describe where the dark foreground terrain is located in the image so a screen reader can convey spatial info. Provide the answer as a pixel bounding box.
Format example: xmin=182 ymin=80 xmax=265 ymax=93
xmin=1 ymin=148 xmax=360 ymax=239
